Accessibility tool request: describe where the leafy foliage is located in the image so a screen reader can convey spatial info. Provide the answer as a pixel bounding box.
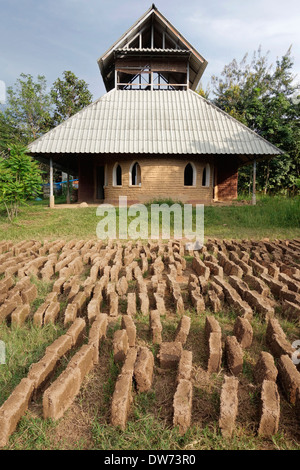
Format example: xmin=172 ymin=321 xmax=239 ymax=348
xmin=3 ymin=74 xmax=52 ymax=144
xmin=50 ymin=71 xmax=93 ymax=126
xmin=0 ymin=144 xmax=43 ymax=221
xmin=211 ymin=47 xmax=300 ymax=194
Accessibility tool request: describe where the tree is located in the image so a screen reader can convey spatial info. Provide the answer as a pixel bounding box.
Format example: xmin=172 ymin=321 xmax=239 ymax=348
xmin=0 ymin=144 xmax=43 ymax=221
xmin=211 ymin=47 xmax=300 ymax=194
xmin=50 ymin=71 xmax=93 ymax=126
xmin=3 ymin=74 xmax=52 ymax=144
xmin=0 ymin=112 xmax=22 ymax=154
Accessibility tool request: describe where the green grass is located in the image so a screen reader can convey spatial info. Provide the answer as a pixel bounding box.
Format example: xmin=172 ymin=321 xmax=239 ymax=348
xmin=0 ymin=321 xmax=66 ymax=406
xmin=0 ymin=195 xmax=299 ymax=241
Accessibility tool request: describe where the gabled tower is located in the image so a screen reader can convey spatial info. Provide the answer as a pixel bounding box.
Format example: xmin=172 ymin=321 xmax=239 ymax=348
xmin=97 ymin=4 xmax=208 ymax=92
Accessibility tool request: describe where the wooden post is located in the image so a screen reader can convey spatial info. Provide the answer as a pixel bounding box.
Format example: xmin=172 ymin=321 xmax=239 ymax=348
xmin=49 ymin=157 xmax=55 ymax=209
xmin=66 ymin=173 xmax=70 ymax=204
xmin=252 ymin=159 xmax=256 ymax=206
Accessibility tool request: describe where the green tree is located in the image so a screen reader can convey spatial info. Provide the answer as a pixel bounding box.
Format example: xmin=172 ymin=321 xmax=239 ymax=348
xmin=211 ymin=47 xmax=300 ymax=194
xmin=3 ymin=74 xmax=52 ymax=144
xmin=0 ymin=144 xmax=43 ymax=221
xmin=50 ymin=71 xmax=93 ymax=126
xmin=0 ymin=112 xmax=22 ymax=154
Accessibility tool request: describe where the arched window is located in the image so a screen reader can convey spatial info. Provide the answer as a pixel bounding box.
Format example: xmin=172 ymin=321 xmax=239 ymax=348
xmin=130 ymin=162 xmax=141 ymax=186
xmin=113 ymin=163 xmax=122 ymax=186
xmin=202 ymin=163 xmax=210 ymax=187
xmin=184 ymin=162 xmax=196 ymax=186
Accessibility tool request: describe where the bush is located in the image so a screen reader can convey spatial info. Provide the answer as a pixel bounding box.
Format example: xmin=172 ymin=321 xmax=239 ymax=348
xmin=0 ymin=144 xmax=43 ymax=221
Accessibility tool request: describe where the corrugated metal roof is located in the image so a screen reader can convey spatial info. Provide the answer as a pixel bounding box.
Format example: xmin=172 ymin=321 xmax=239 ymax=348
xmin=28 ymin=89 xmax=283 ymax=156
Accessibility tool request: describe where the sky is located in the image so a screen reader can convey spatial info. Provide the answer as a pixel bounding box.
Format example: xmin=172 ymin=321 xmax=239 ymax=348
xmin=0 ymin=0 xmax=299 ymax=103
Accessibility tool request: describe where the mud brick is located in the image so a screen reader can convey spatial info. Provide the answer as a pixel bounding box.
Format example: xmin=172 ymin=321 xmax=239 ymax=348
xmin=21 ymin=284 xmax=37 ymax=304
xmin=228 ymin=252 xmax=252 ymax=275
xmin=0 ymin=299 xmax=21 ymax=322
xmin=207 ymin=332 xmax=222 ymax=374
xmin=73 ymin=291 xmax=88 ymax=315
xmin=176 ymin=350 xmax=193 ymax=383
xmin=122 ymin=348 xmax=138 ymax=375
xmin=0 ymin=378 xmax=34 ymax=448
xmin=258 ymin=380 xmax=280 ymax=437
xmin=175 ymin=315 xmax=191 ymax=345
xmin=190 ymin=289 xmax=205 ymax=313
xmin=225 ymin=336 xmax=243 ymax=376
xmin=249 ymin=259 xmax=268 ymax=276
xmin=110 ymin=263 xmax=121 ymax=283
xmin=110 ymin=371 xmax=134 ymax=430
xmin=278 ymin=273 xmax=300 ymax=293
xmin=121 ymin=315 xmax=136 ymax=347
xmin=219 ymin=375 xmax=239 ymax=438
xmin=233 ymin=317 xmax=253 ymax=349
xmin=116 ymin=276 xmax=128 ymax=296
xmin=109 ymin=291 xmax=119 ymax=317
xmin=260 ymin=273 xmax=284 ymax=298
xmin=207 ymin=289 xmax=222 ymax=313
xmin=280 ymin=288 xmax=300 ymax=306
xmin=41 ymin=260 xmax=55 ymax=281
xmin=134 ymin=347 xmax=154 ymax=393
xmin=213 ymin=276 xmax=253 ymax=319
xmin=139 ymin=292 xmax=149 ymax=315
xmin=45 ymin=334 xmax=73 ymax=358
xmin=33 ymin=302 xmax=50 ymax=327
xmin=27 ymin=352 xmax=58 ymax=395
xmin=243 ymin=274 xmax=270 ymax=297
xmin=205 ymin=316 xmax=221 ymax=339
xmin=43 ymin=367 xmax=82 ymax=421
xmin=127 ymin=292 xmax=136 ymax=316
xmin=154 ymin=292 xmax=166 ymax=315
xmin=228 ymin=275 xmax=249 ymax=298
xmin=113 ymin=330 xmax=129 ymax=364
xmin=53 ymin=277 xmax=67 ymax=294
xmin=68 ymin=344 xmax=94 ymax=382
xmin=266 ymin=318 xmax=295 ymax=358
xmin=192 ymin=256 xmax=210 ymax=280
xmin=66 ymin=317 xmax=86 ymax=347
xmin=209 ymin=280 xmax=224 ymax=302
xmin=63 ymin=303 xmax=78 ymax=326
xmin=44 ymin=302 xmax=60 ymax=325
xmin=254 ymin=351 xmax=278 ymax=385
xmin=282 ymin=300 xmax=300 ymax=320
xmin=11 ymin=304 xmax=30 ymax=326
xmin=151 ymin=256 xmax=165 ymax=276
xmin=88 ymin=314 xmax=108 ymax=363
xmin=158 ymin=342 xmax=183 ymax=369
xmin=277 ymin=355 xmax=300 ymax=404
xmin=87 ymin=298 xmax=101 ymax=324
xmin=149 ymin=310 xmax=163 ymax=345
xmin=0 ymin=276 xmax=14 ymax=295
xmin=173 ymin=379 xmax=193 ymax=435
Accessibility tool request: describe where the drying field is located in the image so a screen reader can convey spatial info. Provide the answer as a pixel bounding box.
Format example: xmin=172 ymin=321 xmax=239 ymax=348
xmin=0 ymin=237 xmax=300 ymax=450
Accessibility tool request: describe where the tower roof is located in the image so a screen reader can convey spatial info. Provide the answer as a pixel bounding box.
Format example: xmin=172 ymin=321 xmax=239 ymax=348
xmin=97 ymin=4 xmax=208 ymax=92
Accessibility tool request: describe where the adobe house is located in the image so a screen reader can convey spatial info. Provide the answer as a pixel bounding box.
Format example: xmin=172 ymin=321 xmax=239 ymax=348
xmin=28 ymin=4 xmax=282 ymax=207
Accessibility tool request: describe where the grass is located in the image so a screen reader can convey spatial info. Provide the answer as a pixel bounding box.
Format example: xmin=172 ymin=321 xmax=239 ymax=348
xmin=0 ymin=194 xmax=299 ymax=241
xmin=0 ymin=321 xmax=65 ymax=406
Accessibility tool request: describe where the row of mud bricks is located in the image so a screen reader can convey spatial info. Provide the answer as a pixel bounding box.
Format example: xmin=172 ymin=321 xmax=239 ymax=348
xmin=0 ymin=237 xmax=300 ymax=444
xmin=0 ymin=313 xmax=108 ymax=447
